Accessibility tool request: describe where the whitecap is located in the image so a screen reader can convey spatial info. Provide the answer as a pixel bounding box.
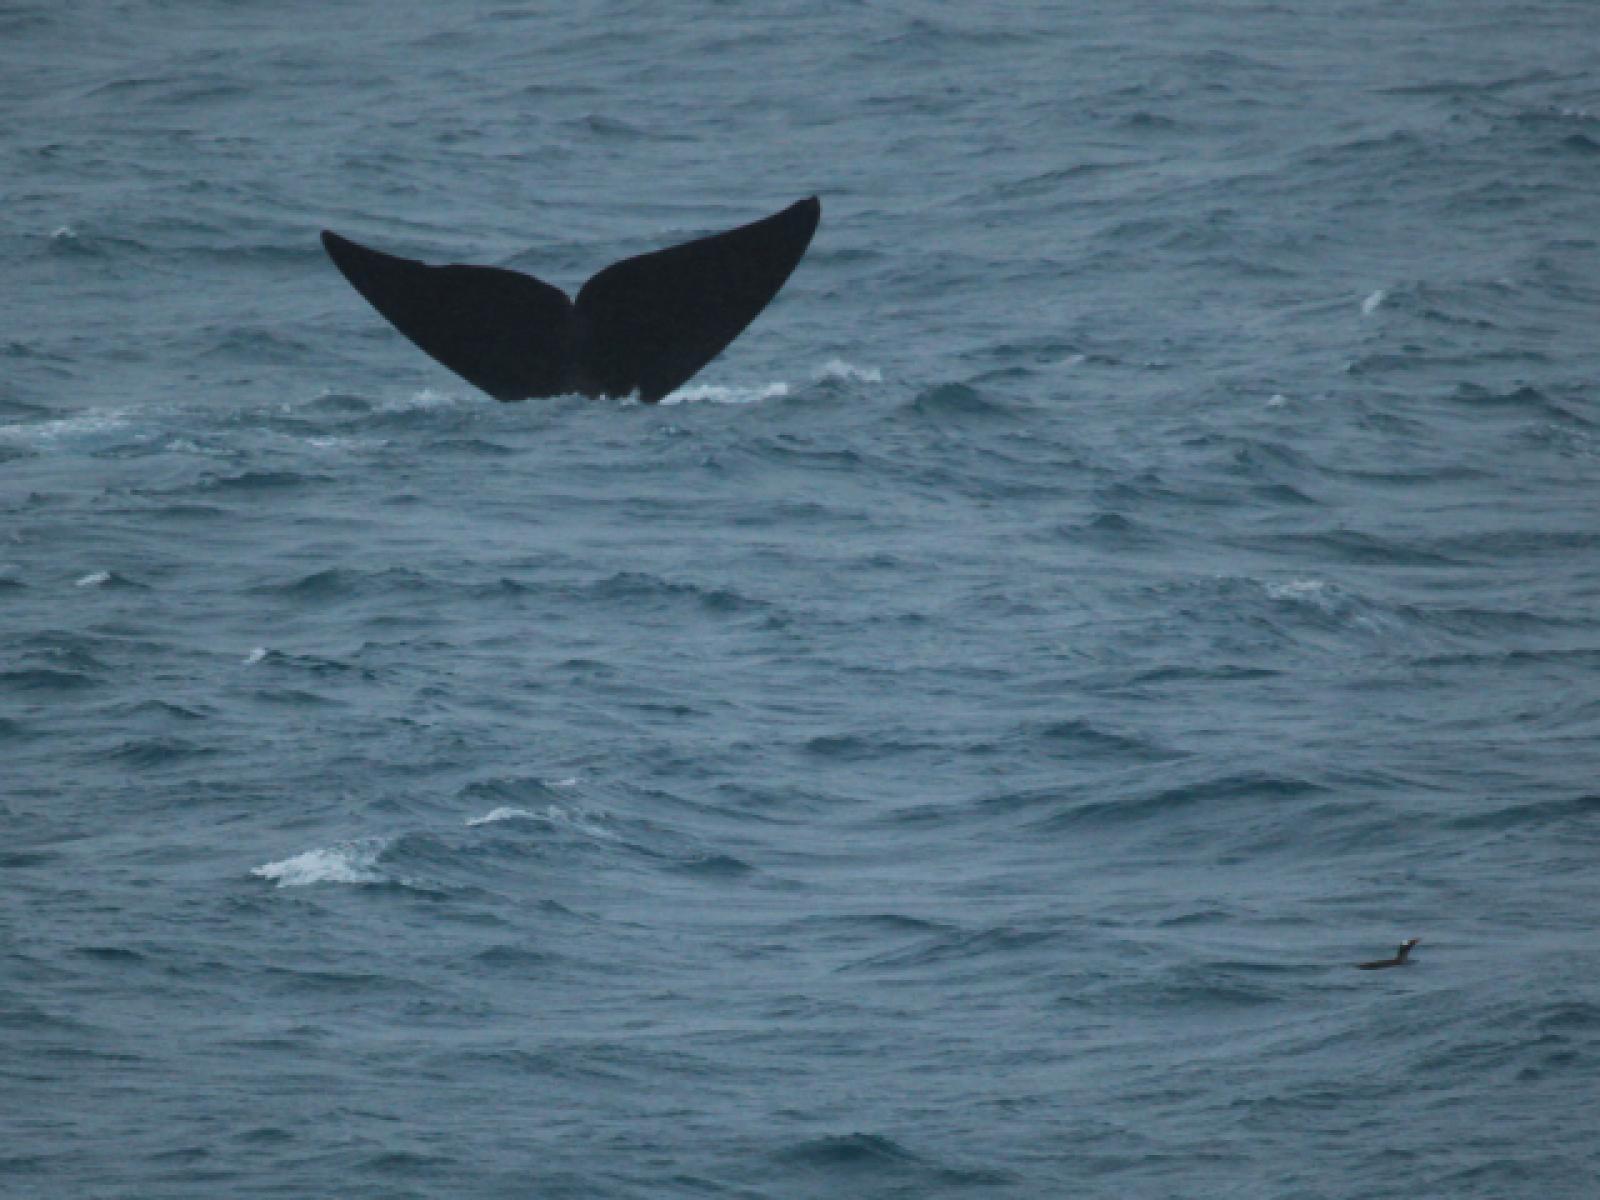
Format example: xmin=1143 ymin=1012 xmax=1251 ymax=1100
xmin=1267 ymin=394 xmax=1289 ymax=408
xmin=466 ymin=806 xmax=538 ymax=826
xmin=1265 ymin=578 xmax=1328 ymax=601
xmin=377 ymin=388 xmax=461 ymax=413
xmin=244 ymin=647 xmax=268 ymax=665
xmin=1361 ymin=289 xmax=1386 ymax=315
xmin=659 ymin=381 xmax=788 ymax=406
xmin=75 ymin=571 xmax=111 ymax=588
xmin=544 ymin=806 xmax=618 ymax=841
xmin=817 ymin=359 xmax=883 ymax=383
xmin=251 ymin=838 xmax=387 ymax=887
xmin=0 ymin=411 xmax=131 ymax=445
xmin=466 ymin=803 xmax=616 ymax=840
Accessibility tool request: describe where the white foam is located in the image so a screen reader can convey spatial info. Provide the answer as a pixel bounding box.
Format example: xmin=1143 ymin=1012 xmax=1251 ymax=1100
xmin=466 ymin=806 xmax=538 ymax=826
xmin=252 ymin=838 xmax=387 ymax=887
xmin=549 ymin=806 xmax=617 ymax=840
xmin=1361 ymin=289 xmax=1386 ymax=316
xmin=1266 ymin=579 xmax=1328 ymax=601
xmin=50 ymin=226 xmax=76 ymax=241
xmin=658 ymin=382 xmax=789 ymax=406
xmin=0 ymin=411 xmax=131 ymax=444
xmin=817 ymin=359 xmax=883 ymax=383
xmin=466 ymin=803 xmax=616 ymax=840
xmin=244 ymin=647 xmax=268 ymax=665
xmin=378 ymin=388 xmax=461 ymax=413
xmin=75 ymin=570 xmax=111 ymax=588
xmin=1267 ymin=394 xmax=1289 ymax=408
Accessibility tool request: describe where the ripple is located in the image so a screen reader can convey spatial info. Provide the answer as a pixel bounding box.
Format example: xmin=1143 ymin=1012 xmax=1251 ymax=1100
xmin=1026 ymin=772 xmax=1327 ymax=831
xmin=0 ymin=668 xmax=97 ymax=692
xmin=103 ymin=737 xmax=215 ymax=768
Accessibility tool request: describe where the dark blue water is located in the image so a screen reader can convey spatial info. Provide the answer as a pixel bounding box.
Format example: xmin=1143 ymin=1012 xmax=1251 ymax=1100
xmin=5 ymin=3 xmax=1600 ymax=1196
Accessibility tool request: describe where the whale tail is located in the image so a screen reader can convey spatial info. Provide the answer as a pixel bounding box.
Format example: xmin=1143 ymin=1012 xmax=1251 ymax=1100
xmin=321 ymin=197 xmax=820 ymax=404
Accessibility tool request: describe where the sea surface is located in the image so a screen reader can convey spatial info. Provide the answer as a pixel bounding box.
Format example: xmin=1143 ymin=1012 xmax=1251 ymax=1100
xmin=4 ymin=2 xmax=1600 ymax=1196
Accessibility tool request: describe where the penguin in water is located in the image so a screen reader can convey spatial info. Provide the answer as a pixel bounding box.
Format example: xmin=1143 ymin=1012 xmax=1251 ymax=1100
xmin=1356 ymin=937 xmax=1420 ymax=970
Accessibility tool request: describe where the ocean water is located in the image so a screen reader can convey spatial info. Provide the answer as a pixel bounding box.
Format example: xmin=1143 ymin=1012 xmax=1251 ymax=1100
xmin=4 ymin=2 xmax=1600 ymax=1196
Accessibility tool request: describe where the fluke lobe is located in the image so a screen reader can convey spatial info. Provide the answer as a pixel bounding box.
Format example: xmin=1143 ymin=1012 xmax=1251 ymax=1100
xmin=321 ymin=197 xmax=820 ymax=404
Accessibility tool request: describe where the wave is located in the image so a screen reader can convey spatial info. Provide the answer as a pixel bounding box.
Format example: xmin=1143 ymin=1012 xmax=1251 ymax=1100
xmin=71 ymin=945 xmax=146 ymax=964
xmin=583 ymin=570 xmax=769 ymax=615
xmin=104 ymin=737 xmax=214 ymax=768
xmin=235 ymin=648 xmax=360 ymax=676
xmin=1451 ymin=793 xmax=1600 ymax=832
xmin=251 ymin=838 xmax=389 ymax=887
xmin=1090 ymin=959 xmax=1309 ymax=1013
xmin=123 ymin=700 xmax=209 ymax=722
xmin=1244 ymin=529 xmax=1465 ymax=568
xmin=784 ymin=912 xmax=956 ymax=938
xmin=901 ymin=381 xmax=1016 ymax=422
xmin=568 ymin=113 xmax=694 ymax=142
xmin=255 ymin=565 xmax=434 ymax=600
xmin=0 ymin=717 xmax=36 ymax=744
xmin=841 ymin=924 xmax=1067 ymax=974
xmin=197 ymin=327 xmax=313 ymax=366
xmin=775 ymin=1132 xmax=922 ymax=1169
xmin=194 ymin=469 xmax=333 ymax=493
xmin=1013 ymin=771 xmax=1328 ymax=833
xmin=374 ymin=388 xmax=468 ymax=414
xmin=472 ymin=944 xmax=558 ymax=970
xmin=0 ymin=668 xmax=99 ymax=692
xmin=72 ymin=570 xmax=145 ymax=590
xmin=1022 ymin=717 xmax=1175 ymax=761
xmin=465 ymin=803 xmax=617 ymax=842
xmin=773 ymin=1132 xmax=1015 ymax=1187
xmin=0 ymin=409 xmax=134 ymax=447
xmin=667 ymin=852 xmax=753 ymax=879
xmin=1053 ymin=511 xmax=1163 ymax=547
xmin=803 ymin=732 xmax=937 ymax=761
xmin=659 ymin=381 xmax=788 ymax=406
xmin=816 ymin=359 xmax=882 ymax=384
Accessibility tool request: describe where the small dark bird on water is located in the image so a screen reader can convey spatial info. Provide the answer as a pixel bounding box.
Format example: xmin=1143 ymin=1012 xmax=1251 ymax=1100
xmin=1356 ymin=937 xmax=1420 ymax=970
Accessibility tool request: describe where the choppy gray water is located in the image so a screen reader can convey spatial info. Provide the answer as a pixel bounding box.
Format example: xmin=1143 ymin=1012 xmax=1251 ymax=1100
xmin=5 ymin=2 xmax=1600 ymax=1197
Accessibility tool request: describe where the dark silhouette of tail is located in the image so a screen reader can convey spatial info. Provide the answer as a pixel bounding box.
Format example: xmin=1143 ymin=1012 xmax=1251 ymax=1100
xmin=321 ymin=197 xmax=820 ymax=404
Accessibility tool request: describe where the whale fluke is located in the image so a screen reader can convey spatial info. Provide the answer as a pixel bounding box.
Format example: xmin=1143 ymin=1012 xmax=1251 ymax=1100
xmin=1356 ymin=937 xmax=1420 ymax=970
xmin=321 ymin=196 xmax=820 ymax=404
